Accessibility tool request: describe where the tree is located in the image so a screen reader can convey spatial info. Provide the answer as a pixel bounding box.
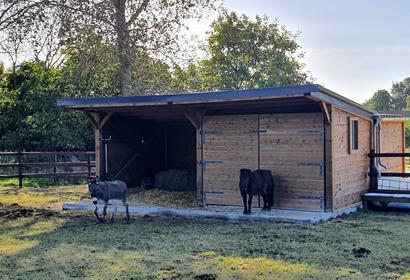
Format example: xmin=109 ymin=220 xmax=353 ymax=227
xmin=174 ymin=11 xmax=310 ymax=92
xmin=363 ymin=89 xmax=391 ymax=111
xmin=1 ymin=0 xmax=218 ymax=96
xmin=391 ymin=77 xmax=410 ymax=110
xmin=0 ymin=61 xmax=93 ymax=151
xmin=61 ymin=43 xmax=121 ymax=97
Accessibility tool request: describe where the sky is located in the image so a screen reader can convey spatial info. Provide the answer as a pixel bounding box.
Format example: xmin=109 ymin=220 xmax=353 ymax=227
xmin=188 ymin=0 xmax=410 ymax=103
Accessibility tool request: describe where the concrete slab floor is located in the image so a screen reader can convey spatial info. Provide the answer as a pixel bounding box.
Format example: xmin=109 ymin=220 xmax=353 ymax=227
xmin=63 ymin=201 xmax=361 ymax=224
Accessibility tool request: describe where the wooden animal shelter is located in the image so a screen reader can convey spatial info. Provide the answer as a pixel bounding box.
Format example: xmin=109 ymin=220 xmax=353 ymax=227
xmin=57 ymin=84 xmax=406 ymax=212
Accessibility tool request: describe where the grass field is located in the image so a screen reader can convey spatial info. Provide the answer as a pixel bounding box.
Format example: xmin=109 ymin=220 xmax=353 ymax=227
xmin=0 ymin=186 xmax=410 ymax=279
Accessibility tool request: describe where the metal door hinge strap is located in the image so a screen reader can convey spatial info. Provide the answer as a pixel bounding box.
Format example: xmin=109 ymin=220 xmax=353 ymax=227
xmin=297 ymin=162 xmax=327 ymax=176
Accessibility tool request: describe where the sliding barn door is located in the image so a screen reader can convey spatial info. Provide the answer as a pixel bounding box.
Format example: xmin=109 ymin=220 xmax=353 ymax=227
xmin=259 ymin=113 xmax=325 ymax=211
xmin=202 ymin=115 xmax=258 ymax=205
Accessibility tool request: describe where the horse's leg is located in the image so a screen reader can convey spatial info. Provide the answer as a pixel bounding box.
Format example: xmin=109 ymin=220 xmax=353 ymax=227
xmin=247 ymin=194 xmax=253 ymax=215
xmin=94 ymin=205 xmax=101 ymax=221
xmin=241 ymin=191 xmax=247 ymax=215
xmin=261 ymin=193 xmax=267 ymax=211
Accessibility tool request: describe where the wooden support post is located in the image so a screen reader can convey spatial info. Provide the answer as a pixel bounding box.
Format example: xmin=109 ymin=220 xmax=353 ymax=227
xmin=196 ymin=111 xmax=204 ymax=204
xmin=94 ymin=114 xmax=102 ymax=178
xmin=18 ymin=152 xmax=22 ymax=188
xmin=83 ymin=111 xmax=113 ymax=179
xmin=87 ymin=155 xmax=92 ymax=177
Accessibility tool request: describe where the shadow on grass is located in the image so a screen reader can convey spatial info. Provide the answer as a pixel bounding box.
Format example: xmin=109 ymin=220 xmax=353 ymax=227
xmin=1 ymin=205 xmax=410 ymax=279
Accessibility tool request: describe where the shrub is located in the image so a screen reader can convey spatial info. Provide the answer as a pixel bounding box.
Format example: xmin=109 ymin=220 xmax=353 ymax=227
xmin=155 ymin=169 xmax=196 ymax=192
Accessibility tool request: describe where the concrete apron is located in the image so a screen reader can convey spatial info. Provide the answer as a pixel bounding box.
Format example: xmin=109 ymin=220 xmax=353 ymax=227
xmin=63 ymin=202 xmax=361 ymax=224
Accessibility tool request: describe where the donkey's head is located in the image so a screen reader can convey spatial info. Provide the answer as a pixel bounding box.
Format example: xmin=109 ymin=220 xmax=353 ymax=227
xmin=87 ymin=177 xmax=101 ymax=205
xmin=239 ymin=169 xmax=252 ymax=191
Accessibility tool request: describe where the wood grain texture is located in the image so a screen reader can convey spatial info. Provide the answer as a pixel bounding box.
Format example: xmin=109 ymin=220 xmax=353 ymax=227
xmin=202 ymin=115 xmax=259 ymax=206
xmin=259 ymin=113 xmax=324 ymax=211
xmin=332 ymin=107 xmax=371 ymax=210
xmin=202 ymin=113 xmax=325 ymax=211
xmin=380 ymin=121 xmax=406 ymax=172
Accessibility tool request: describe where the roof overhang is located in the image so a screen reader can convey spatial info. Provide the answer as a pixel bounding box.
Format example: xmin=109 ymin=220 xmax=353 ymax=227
xmin=56 ymin=84 xmax=375 ymax=119
xmin=378 ymin=113 xmax=410 ymax=122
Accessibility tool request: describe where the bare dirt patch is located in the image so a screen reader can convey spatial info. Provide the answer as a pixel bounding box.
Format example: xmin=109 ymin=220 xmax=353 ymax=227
xmin=0 ymin=203 xmax=56 ymax=219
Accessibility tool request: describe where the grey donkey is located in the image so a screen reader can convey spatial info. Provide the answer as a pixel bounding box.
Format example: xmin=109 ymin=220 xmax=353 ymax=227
xmin=87 ymin=177 xmax=130 ymax=223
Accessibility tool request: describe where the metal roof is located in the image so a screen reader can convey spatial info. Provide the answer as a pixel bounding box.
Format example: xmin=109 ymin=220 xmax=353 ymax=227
xmin=56 ymin=84 xmax=375 ymax=118
xmin=378 ymin=111 xmax=410 ymax=121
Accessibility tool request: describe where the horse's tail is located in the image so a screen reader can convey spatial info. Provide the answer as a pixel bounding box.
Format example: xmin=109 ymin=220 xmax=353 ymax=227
xmin=266 ymin=171 xmax=274 ymax=207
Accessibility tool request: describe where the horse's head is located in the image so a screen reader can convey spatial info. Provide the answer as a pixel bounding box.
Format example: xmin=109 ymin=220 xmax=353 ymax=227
xmin=87 ymin=177 xmax=101 ymax=205
xmin=239 ymin=169 xmax=252 ymax=191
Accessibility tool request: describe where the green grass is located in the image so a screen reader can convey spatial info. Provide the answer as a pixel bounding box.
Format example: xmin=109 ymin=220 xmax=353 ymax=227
xmin=0 ymin=186 xmax=410 ymax=279
xmin=0 ymin=178 xmax=83 ymax=187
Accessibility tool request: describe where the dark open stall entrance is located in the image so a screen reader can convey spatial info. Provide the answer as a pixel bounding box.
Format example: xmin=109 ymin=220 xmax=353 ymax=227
xmin=101 ymin=115 xmax=197 ymax=187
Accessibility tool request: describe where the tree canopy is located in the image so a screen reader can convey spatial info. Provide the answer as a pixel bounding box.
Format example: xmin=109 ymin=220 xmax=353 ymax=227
xmin=1 ymin=0 xmax=218 ymax=96
xmin=364 ymin=77 xmax=410 ymax=112
xmin=364 ymin=77 xmax=410 ymax=147
xmin=174 ymin=11 xmax=310 ymax=92
xmin=363 ymin=89 xmax=391 ymax=112
xmin=0 ymin=6 xmax=314 ymax=152
xmin=0 ymin=61 xmax=93 ymax=151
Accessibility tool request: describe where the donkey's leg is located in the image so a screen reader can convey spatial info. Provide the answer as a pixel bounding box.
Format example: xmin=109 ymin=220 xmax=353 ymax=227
xmin=241 ymin=191 xmax=247 ymax=215
xmin=103 ymin=201 xmax=108 ymax=222
xmin=94 ymin=205 xmax=101 ymax=221
xmin=110 ymin=207 xmax=117 ymax=223
xmin=247 ymin=194 xmax=253 ymax=215
xmin=122 ymin=197 xmax=130 ymax=221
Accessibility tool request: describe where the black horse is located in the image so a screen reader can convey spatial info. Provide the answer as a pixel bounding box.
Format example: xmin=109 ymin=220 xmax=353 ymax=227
xmin=239 ymin=169 xmax=274 ymax=215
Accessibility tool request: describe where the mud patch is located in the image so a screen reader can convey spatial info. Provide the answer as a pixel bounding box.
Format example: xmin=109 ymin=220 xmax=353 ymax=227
xmin=352 ymin=247 xmax=371 ymax=258
xmin=0 ymin=203 xmax=56 ymax=219
xmin=194 ymin=274 xmax=217 ymax=280
xmin=391 ymin=256 xmax=410 ymax=267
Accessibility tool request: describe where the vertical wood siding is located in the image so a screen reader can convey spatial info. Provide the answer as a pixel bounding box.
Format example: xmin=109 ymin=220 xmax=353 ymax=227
xmin=202 ymin=113 xmax=325 ymax=211
xmin=332 ymin=107 xmax=371 ymax=210
xmin=380 ymin=121 xmax=406 ymax=172
xmin=202 ymin=115 xmax=259 ymax=206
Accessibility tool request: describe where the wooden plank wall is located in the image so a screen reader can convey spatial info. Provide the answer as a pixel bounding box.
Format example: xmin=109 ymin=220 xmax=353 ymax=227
xmin=380 ymin=121 xmax=406 ymax=172
xmin=259 ymin=113 xmax=324 ymax=210
xmin=202 ymin=115 xmax=259 ymax=206
xmin=202 ymin=113 xmax=325 ymax=211
xmin=332 ymin=106 xmax=371 ymax=210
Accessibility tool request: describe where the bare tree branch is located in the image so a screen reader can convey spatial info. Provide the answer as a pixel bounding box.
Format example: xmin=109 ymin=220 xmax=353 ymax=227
xmin=126 ymin=0 xmax=150 ymax=27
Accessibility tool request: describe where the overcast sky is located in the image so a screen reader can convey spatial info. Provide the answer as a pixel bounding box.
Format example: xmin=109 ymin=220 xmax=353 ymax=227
xmin=188 ymin=0 xmax=410 ymax=103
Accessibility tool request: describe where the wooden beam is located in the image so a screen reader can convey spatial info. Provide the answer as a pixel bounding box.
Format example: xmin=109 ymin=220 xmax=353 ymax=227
xmin=84 ymin=112 xmax=98 ymax=129
xmin=184 ymin=110 xmax=200 ymax=129
xmin=320 ymin=101 xmax=331 ymax=124
xmin=99 ymin=112 xmax=113 ymax=129
xmin=94 ymin=114 xmax=102 ymax=178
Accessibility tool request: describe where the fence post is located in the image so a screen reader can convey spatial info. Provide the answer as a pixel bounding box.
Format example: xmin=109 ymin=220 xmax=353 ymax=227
xmin=87 ymin=154 xmax=91 ymax=177
xmin=369 ymin=149 xmax=378 ymax=191
xmin=18 ymin=152 xmax=22 ymax=188
xmin=53 ymin=154 xmax=57 ymax=183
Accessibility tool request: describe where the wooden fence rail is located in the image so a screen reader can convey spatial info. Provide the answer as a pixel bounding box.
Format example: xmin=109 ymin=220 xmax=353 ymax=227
xmin=0 ymin=151 xmax=95 ymax=188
